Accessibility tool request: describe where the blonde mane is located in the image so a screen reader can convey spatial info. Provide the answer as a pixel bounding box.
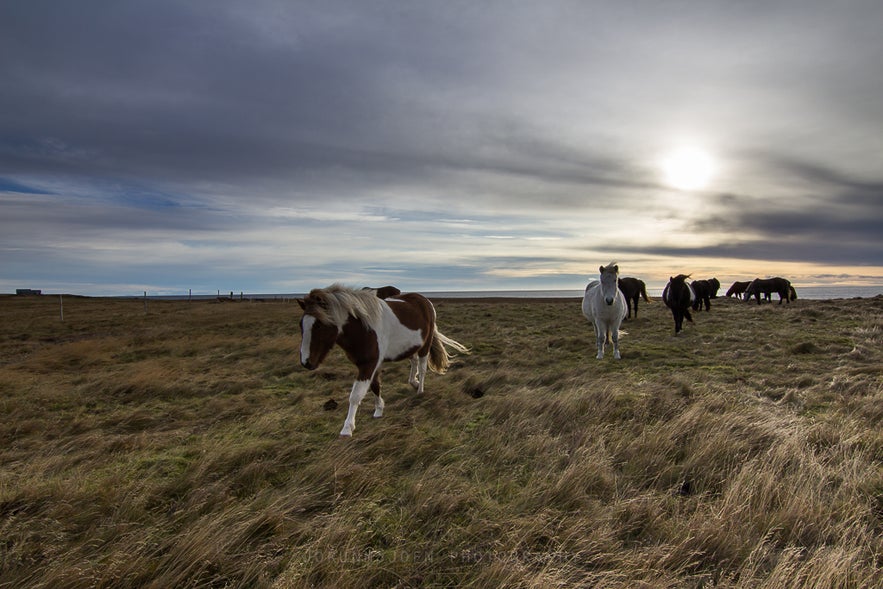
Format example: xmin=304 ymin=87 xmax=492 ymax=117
xmin=306 ymin=284 xmax=384 ymax=328
xmin=602 ymin=261 xmax=618 ymax=273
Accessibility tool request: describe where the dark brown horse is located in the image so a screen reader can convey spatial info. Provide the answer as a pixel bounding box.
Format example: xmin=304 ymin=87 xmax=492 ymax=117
xmin=690 ymin=278 xmax=720 ymax=311
xmin=617 ymin=276 xmax=650 ymax=319
xmin=726 ymin=281 xmax=750 ymax=299
xmin=662 ymin=274 xmax=695 ymax=334
xmin=298 ymin=285 xmax=469 ymax=436
xmin=364 ymin=285 xmax=401 ymax=299
xmin=744 ymin=277 xmax=794 ymax=305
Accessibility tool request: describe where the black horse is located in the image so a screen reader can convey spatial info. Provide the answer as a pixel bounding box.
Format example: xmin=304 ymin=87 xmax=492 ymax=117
xmin=744 ymin=277 xmax=794 ymax=305
xmin=363 ymin=285 xmax=402 ymax=299
xmin=662 ymin=274 xmax=695 ymax=334
xmin=618 ymin=277 xmax=650 ymax=319
xmin=690 ymin=279 xmax=713 ymax=311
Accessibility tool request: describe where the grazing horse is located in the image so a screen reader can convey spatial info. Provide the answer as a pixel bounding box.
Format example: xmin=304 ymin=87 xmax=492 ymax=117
xmin=618 ymin=276 xmax=650 ymax=319
xmin=662 ymin=274 xmax=695 ymax=334
xmin=745 ymin=277 xmax=793 ymax=305
xmin=726 ymin=281 xmax=750 ymax=299
xmin=298 ymin=285 xmax=469 ymax=437
xmin=582 ymin=263 xmax=628 ymax=359
xmin=690 ymin=279 xmax=713 ymax=311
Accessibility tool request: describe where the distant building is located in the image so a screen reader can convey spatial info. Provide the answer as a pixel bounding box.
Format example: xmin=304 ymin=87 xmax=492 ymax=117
xmin=16 ymin=289 xmax=42 ymax=296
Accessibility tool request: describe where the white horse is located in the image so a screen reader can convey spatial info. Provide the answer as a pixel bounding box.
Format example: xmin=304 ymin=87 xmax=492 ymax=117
xmin=581 ymin=263 xmax=628 ymax=359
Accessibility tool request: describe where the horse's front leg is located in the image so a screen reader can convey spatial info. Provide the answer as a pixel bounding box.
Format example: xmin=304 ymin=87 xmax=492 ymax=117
xmin=611 ymin=327 xmax=621 ymax=360
xmin=340 ymin=379 xmax=371 ymax=437
xmin=594 ymin=322 xmax=606 ymax=359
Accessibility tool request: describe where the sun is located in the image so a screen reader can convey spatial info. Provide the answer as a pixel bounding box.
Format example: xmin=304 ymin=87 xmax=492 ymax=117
xmin=661 ymin=147 xmax=715 ymax=191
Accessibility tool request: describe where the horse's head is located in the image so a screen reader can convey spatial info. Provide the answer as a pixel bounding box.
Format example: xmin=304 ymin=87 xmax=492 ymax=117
xmin=744 ymin=279 xmax=759 ymax=301
xmin=599 ymin=263 xmax=620 ymax=305
xmin=297 ymin=293 xmax=339 ymax=370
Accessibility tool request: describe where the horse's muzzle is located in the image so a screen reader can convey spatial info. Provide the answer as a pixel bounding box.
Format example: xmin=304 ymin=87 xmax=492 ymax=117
xmin=605 ymin=297 xmax=615 ymax=306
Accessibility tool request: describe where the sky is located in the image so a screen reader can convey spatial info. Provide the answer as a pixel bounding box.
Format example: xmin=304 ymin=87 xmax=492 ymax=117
xmin=2 ymin=0 xmax=882 ymax=296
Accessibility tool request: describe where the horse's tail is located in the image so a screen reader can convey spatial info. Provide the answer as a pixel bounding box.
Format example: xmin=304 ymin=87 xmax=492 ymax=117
xmin=640 ymin=283 xmax=651 ymax=302
xmin=428 ymin=327 xmax=470 ymax=374
xmin=605 ymin=329 xmax=628 ymax=344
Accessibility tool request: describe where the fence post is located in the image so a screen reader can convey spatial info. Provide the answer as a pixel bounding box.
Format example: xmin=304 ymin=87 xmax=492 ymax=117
xmin=144 ymin=291 xmax=148 ymax=314
xmin=59 ymin=294 xmax=64 ymax=322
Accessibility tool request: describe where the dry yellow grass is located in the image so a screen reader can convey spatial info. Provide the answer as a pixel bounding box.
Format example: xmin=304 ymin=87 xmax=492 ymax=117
xmin=1 ymin=293 xmax=881 ymax=587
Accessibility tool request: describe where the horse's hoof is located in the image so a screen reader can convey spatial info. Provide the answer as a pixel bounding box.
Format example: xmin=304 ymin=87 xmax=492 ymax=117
xmin=338 ymin=433 xmax=352 ymax=439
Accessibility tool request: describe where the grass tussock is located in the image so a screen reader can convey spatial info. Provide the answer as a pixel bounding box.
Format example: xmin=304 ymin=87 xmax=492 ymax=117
xmin=1 ymin=293 xmax=882 ymax=587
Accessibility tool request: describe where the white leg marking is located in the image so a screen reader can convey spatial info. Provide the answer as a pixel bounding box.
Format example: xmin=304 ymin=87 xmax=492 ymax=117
xmin=340 ymin=379 xmax=371 ymax=437
xmin=409 ymin=356 xmax=420 ymax=390
xmin=416 ymin=355 xmax=428 ymax=393
xmin=612 ymin=329 xmax=621 ymax=360
xmin=373 ymin=392 xmax=385 ymax=419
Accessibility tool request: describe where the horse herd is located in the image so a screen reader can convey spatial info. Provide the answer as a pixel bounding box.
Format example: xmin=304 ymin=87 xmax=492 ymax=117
xmin=298 ymin=269 xmax=796 ymax=436
xmin=582 ymin=264 xmax=797 ymax=356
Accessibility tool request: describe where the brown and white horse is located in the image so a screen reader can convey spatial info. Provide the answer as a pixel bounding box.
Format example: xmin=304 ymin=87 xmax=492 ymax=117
xmin=298 ymin=284 xmax=469 ymax=437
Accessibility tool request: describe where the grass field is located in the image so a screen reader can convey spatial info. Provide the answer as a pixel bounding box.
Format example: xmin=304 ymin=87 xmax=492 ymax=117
xmin=1 ymin=292 xmax=881 ymax=588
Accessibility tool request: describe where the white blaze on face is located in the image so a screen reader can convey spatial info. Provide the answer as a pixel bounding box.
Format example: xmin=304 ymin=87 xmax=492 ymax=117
xmin=300 ymin=315 xmax=315 ymax=366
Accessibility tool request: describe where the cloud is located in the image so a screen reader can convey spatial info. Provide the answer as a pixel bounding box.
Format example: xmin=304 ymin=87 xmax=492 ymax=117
xmin=1 ymin=1 xmax=882 ymax=293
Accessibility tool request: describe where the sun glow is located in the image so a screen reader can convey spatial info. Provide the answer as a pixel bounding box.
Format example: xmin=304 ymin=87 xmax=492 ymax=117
xmin=661 ymin=146 xmax=715 ymax=191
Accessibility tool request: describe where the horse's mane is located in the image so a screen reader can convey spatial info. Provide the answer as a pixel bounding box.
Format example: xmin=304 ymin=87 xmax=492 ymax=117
xmin=306 ymin=284 xmax=384 ymax=328
xmin=602 ymin=261 xmax=618 ymax=273
xmin=672 ymin=273 xmax=692 ymax=282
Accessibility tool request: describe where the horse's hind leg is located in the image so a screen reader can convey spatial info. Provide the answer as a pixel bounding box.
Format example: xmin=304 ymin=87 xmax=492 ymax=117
xmin=408 ymin=356 xmax=420 ymax=390
xmin=414 ymin=354 xmax=428 ymax=393
xmin=371 ymin=372 xmax=384 ymax=419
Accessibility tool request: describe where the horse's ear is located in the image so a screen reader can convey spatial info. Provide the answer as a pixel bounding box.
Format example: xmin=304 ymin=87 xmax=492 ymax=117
xmin=296 ymin=298 xmax=305 ymax=310
xmin=613 ymin=265 xmax=618 ymax=273
xmin=599 ymin=265 xmax=604 ymax=273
